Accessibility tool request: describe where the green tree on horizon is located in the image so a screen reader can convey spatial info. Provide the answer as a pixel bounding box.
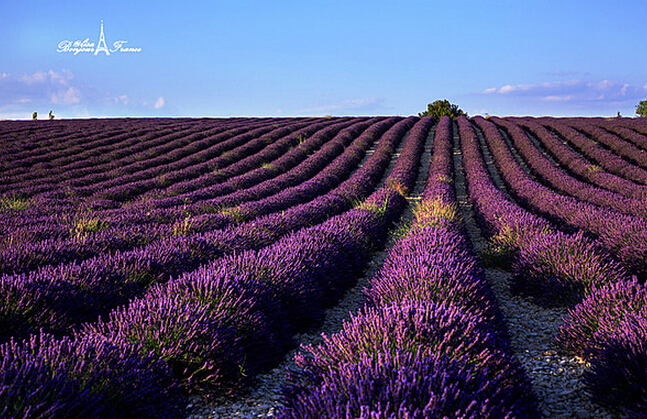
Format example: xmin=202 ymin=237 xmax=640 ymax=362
xmin=418 ymin=100 xmax=467 ymax=119
xmin=637 ymin=99 xmax=647 ymax=117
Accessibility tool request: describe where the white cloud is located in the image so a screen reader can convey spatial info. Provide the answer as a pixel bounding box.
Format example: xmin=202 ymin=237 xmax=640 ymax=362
xmin=499 ymin=84 xmax=522 ymax=94
xmin=20 ymin=71 xmax=48 ymax=84
xmin=476 ymin=78 xmax=647 ymax=115
xmin=114 ymin=95 xmax=131 ymax=105
xmin=0 ymin=70 xmax=177 ymax=118
xmin=620 ymin=84 xmax=630 ymax=96
xmin=51 ymin=86 xmax=82 ymax=105
xmin=19 ymin=69 xmax=75 ymax=86
xmin=481 ymin=79 xmax=647 ymax=103
xmin=0 ymin=69 xmax=83 ymax=109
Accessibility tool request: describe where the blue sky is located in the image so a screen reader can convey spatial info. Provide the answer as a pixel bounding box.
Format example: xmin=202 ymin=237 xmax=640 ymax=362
xmin=1 ymin=0 xmax=645 ymax=118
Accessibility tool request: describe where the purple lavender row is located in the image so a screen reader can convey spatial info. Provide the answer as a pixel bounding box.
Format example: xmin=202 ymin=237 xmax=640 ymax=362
xmin=45 ymin=120 xmax=253 ymax=177
xmin=8 ymin=119 xmax=274 ymax=198
xmin=0 ymin=118 xmax=351 ymax=239
xmin=188 ymin=117 xmax=407 ymax=224
xmin=492 ymin=117 xmax=647 ymax=218
xmin=459 ymin=115 xmax=645 ymax=414
xmin=187 ymin=116 xmax=414 ymax=250
xmin=473 ymin=116 xmax=647 ymax=281
xmin=133 ymin=118 xmax=366 ymax=208
xmin=0 ymin=118 xmax=409 ymax=341
xmin=0 ymin=119 xmax=185 ymax=183
xmin=0 ymin=118 xmax=182 ymax=160
xmin=150 ymin=116 xmax=413 ymax=255
xmin=0 ymin=122 xmax=63 ymax=156
xmin=0 ymin=120 xmax=210 ymax=194
xmin=557 ymin=278 xmax=647 ymax=416
xmin=465 ymin=116 xmax=647 ymax=418
xmin=79 ymin=118 xmax=324 ymax=202
xmin=0 ymin=117 xmax=428 ymax=418
xmin=0 ymin=117 xmax=181 ymax=140
xmin=0 ymin=118 xmax=159 ymax=173
xmin=0 ymin=123 xmax=129 ymax=175
xmin=0 ymin=118 xmax=387 ymax=333
xmin=381 ymin=116 xmax=434 ymax=195
xmin=457 ymin=116 xmax=627 ymax=306
xmin=0 ymin=117 xmax=375 ymax=258
xmin=591 ymin=117 xmax=647 ymax=151
xmin=0 ymin=120 xmax=267 ymax=239
xmin=158 ymin=118 xmax=384 ymax=217
xmin=564 ymin=118 xmax=647 ymax=169
xmin=25 ymin=119 xmax=296 ymax=200
xmin=144 ymin=116 xmax=405 ymax=234
xmin=79 ymin=115 xmax=427 ymax=401
xmin=33 ymin=120 xmax=266 ymax=194
xmin=190 ymin=115 xmax=415 ymax=253
xmin=615 ymin=117 xmax=647 ymax=137
xmin=537 ymin=118 xmax=647 ymax=187
xmin=278 ymin=116 xmax=539 ymax=418
xmin=0 ymin=120 xmax=201 ymax=196
xmin=514 ymin=117 xmax=647 ymax=200
xmin=527 ymin=121 xmax=647 ymax=415
xmin=0 ymin=119 xmax=299 ymax=229
xmin=0 ymin=198 xmax=78 ymax=221
xmin=28 ymin=124 xmax=178 ymax=177
xmin=0 ymin=118 xmax=374 ymax=276
xmin=136 ymin=118 xmax=377 ymax=209
xmin=0 ymin=118 xmax=195 ymax=183
xmin=0 ymin=121 xmax=160 ymax=187
xmin=95 ymin=117 xmax=352 ymax=203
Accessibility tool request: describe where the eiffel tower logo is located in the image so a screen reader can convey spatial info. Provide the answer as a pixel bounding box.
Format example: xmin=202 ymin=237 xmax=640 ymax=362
xmin=94 ymin=20 xmax=110 ymax=55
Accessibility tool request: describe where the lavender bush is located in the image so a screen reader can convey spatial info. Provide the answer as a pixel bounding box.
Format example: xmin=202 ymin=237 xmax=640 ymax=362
xmin=583 ymin=318 xmax=647 ymax=417
xmin=281 ymin=301 xmax=537 ymax=419
xmin=0 ymin=332 xmax=184 ymax=419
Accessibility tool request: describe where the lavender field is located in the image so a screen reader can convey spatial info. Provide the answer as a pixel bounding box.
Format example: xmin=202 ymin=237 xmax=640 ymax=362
xmin=1 ymin=115 xmax=646 ymax=418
